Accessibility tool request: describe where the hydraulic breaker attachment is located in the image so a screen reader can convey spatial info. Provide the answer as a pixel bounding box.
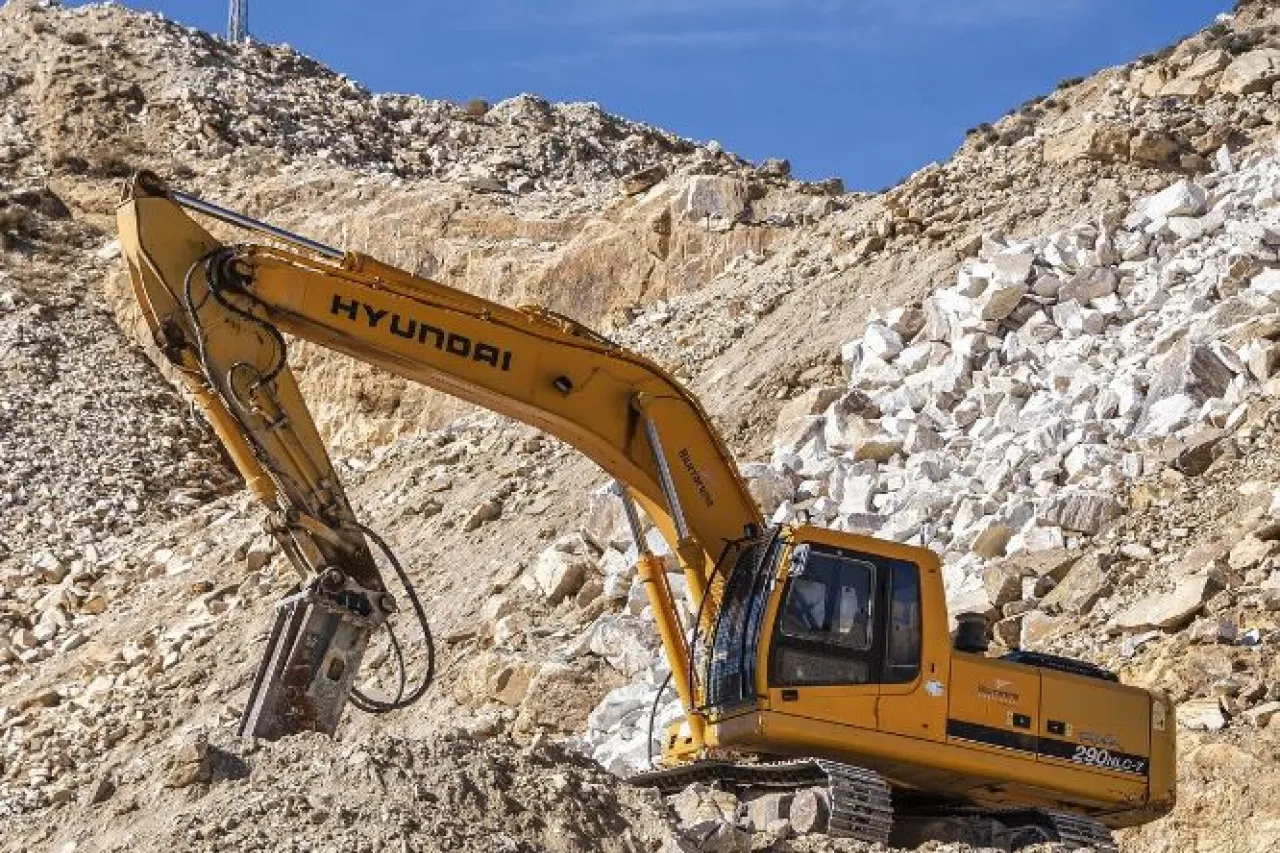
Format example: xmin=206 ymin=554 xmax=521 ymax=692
xmin=238 ymin=570 xmax=389 ymax=740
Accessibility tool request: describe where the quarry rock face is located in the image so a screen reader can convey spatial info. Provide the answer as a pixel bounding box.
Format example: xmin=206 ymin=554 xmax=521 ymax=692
xmin=6 ymin=0 xmax=1280 ymax=851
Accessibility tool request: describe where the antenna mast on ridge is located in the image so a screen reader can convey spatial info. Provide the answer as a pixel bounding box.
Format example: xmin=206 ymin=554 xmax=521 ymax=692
xmin=227 ymin=0 xmax=249 ymax=43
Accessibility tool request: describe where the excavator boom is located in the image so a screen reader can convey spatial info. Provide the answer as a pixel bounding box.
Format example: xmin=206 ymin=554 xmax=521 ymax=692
xmin=116 ymin=172 xmax=759 ymax=738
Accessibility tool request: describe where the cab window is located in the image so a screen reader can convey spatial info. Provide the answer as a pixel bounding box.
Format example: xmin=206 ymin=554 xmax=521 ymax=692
xmin=885 ymin=561 xmax=921 ymax=683
xmin=772 ymin=549 xmax=875 ymax=686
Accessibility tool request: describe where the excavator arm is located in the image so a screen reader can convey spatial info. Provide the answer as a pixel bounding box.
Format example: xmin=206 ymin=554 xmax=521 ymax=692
xmin=116 ymin=172 xmax=762 ymax=741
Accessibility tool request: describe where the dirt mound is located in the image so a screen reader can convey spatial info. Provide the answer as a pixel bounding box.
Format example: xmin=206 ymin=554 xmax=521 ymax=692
xmin=25 ymin=732 xmax=677 ymax=853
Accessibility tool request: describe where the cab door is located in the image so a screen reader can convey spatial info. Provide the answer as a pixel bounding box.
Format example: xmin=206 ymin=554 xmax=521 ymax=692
xmin=765 ymin=543 xmax=882 ymax=729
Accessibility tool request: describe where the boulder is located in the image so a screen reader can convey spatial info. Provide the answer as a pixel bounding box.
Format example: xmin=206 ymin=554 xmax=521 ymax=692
xmin=1040 ymin=553 xmax=1112 ymax=614
xmin=1218 ymin=48 xmax=1280 ymax=96
xmin=1037 ymin=491 xmax=1122 ymax=534
xmin=164 ymin=735 xmax=212 ymax=788
xmin=1185 ymin=49 xmax=1232 ymax=80
xmin=743 ymin=792 xmax=793 ymax=832
xmin=993 ymin=614 xmax=1024 ymax=648
xmin=971 ymin=520 xmax=1013 ymax=559
xmin=586 ymin=613 xmax=658 ymax=677
xmin=620 ymin=165 xmax=667 ymax=195
xmin=678 ymin=176 xmax=749 ymax=223
xmin=513 ymin=661 xmax=610 ymax=734
xmin=1043 ymin=123 xmax=1132 ymax=165
xmin=1129 ymin=130 xmax=1180 ymax=166
xmin=1175 ymin=429 xmax=1224 ymax=477
xmin=532 ymin=545 xmax=591 ymax=604
xmin=1228 ymin=536 xmax=1277 ymax=572
xmin=587 ymin=682 xmax=652 ymax=734
xmin=1141 ymin=179 xmax=1208 ymax=219
xmin=1177 ymin=697 xmax=1227 ymax=731
xmin=1243 ymin=701 xmax=1280 ymax=728
xmin=456 ymin=652 xmax=540 ymax=707
xmin=1019 ymin=611 xmax=1066 ymax=649
xmin=1111 ymin=573 xmax=1222 ymax=632
xmin=983 ymin=562 xmax=1025 ymax=608
xmin=862 ymin=323 xmax=904 ymax=360
xmin=976 ymin=283 xmax=1027 ymax=321
xmin=741 ymin=463 xmax=793 ymax=518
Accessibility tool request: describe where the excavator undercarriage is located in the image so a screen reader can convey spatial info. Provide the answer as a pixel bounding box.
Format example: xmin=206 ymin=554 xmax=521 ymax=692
xmin=631 ymin=760 xmax=1119 ymax=851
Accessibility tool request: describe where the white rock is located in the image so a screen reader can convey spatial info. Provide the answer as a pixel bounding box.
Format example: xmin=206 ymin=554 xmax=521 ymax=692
xmin=532 ymin=544 xmax=591 ymax=604
xmin=1141 ymin=179 xmax=1208 ymax=219
xmin=586 ymin=614 xmax=659 ymax=677
xmin=862 ymin=323 xmax=904 ymax=360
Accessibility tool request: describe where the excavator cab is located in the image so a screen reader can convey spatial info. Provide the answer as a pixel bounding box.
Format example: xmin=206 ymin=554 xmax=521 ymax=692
xmin=703 ymin=527 xmax=932 ymax=715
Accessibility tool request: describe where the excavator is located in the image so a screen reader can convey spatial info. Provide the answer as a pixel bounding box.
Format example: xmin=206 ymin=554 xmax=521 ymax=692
xmin=116 ymin=172 xmax=1174 ymax=850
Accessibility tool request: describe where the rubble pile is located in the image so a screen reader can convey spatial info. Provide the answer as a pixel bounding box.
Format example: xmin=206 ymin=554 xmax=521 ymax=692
xmin=0 ymin=1 xmax=839 ymax=214
xmin=577 ymin=142 xmax=1280 ymax=781
xmin=87 ymin=732 xmax=680 ymax=853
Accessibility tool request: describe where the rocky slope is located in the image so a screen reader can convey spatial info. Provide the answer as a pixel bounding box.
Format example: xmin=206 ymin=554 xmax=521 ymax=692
xmin=6 ymin=0 xmax=1280 ymax=851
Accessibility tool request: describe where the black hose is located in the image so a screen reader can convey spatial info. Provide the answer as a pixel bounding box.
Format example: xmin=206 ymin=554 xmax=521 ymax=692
xmin=347 ymin=521 xmax=435 ymax=713
xmin=646 ymin=669 xmax=674 ymax=769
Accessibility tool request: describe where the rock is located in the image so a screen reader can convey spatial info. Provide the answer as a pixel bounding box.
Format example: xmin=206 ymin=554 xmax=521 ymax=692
xmin=1141 ymin=179 xmax=1208 ymax=219
xmin=1177 ymin=697 xmax=1227 ymax=731
xmin=620 ymin=165 xmax=667 ymax=195
xmin=744 ymin=792 xmax=793 ymax=832
xmin=244 ymin=539 xmax=274 ymax=572
xmin=853 ymin=432 xmax=903 ymax=463
xmin=83 ymin=771 xmax=115 ymax=806
xmin=1147 ymin=342 xmax=1236 ymax=411
xmin=1218 ymin=48 xmax=1280 ymax=95
xmin=1129 ymin=130 xmax=1180 ymax=166
xmin=1111 ymin=573 xmax=1222 ymax=632
xmin=1037 ymin=491 xmax=1122 ymax=534
xmin=532 ymin=545 xmax=591 ymax=604
xmin=1243 ymin=701 xmax=1280 ymax=728
xmin=788 ymin=787 xmax=829 ymax=835
xmin=976 ymin=283 xmax=1027 ymax=321
xmin=993 ymin=615 xmax=1024 ymax=649
xmin=1175 ymin=430 xmax=1224 ymax=476
xmin=588 ymin=682 xmax=652 ymax=733
xmin=971 ymin=521 xmax=1013 ymax=559
xmin=513 ymin=661 xmax=605 ymax=734
xmin=1228 ymin=536 xmax=1277 ymax=572
xmin=983 ymin=562 xmax=1025 ymax=608
xmin=1043 ymin=123 xmax=1131 ymax=165
xmin=741 ymin=463 xmax=793 ymax=518
xmin=586 ymin=614 xmax=657 ymax=677
xmin=463 ymin=497 xmax=503 ymax=531
xmin=1185 ymin=49 xmax=1232 ymax=81
xmin=1040 ymin=553 xmax=1111 ymax=615
xmin=681 ymin=821 xmax=750 ymax=853
xmin=678 ymin=176 xmax=748 ymax=223
xmin=759 ymin=158 xmax=791 ymax=177
xmin=1019 ymin=611 xmax=1066 ymax=648
xmin=165 ymin=735 xmax=212 ymax=788
xmin=862 ymin=323 xmax=903 ymax=360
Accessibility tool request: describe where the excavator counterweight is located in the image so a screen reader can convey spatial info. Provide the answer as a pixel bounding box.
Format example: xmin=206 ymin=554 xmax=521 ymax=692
xmin=116 ymin=173 xmax=1175 ymax=850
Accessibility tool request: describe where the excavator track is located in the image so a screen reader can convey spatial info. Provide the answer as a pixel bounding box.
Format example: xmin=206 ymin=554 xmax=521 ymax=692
xmin=629 ymin=759 xmax=894 ymax=845
xmin=1042 ymin=810 xmax=1119 ymax=853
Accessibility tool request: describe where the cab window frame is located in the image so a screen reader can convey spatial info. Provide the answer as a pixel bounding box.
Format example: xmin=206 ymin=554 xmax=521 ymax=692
xmin=767 ymin=545 xmax=924 ymax=690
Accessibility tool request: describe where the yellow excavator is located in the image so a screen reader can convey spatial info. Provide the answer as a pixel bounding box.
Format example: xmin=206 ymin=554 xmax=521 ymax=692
xmin=116 ymin=172 xmax=1174 ymax=850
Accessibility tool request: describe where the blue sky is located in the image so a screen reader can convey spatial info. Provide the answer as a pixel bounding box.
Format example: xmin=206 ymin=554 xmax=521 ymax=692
xmin=76 ymin=0 xmax=1229 ymax=188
